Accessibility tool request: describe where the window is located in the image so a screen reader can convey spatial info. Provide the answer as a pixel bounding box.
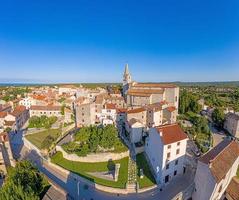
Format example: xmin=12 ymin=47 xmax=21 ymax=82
xmin=174 ymin=170 xmax=177 ymax=176
xmin=177 ymin=142 xmax=180 ymax=146
xmin=82 ymin=113 xmax=84 ymax=116
xmin=167 ymin=145 xmax=171 ymax=149
xmin=175 ymin=160 xmax=178 ymax=165
xmin=165 ymin=175 xmax=169 ymax=183
xmin=167 ymin=152 xmax=170 ymax=159
xmin=175 ymin=96 xmax=178 ymax=102
xmin=176 ymin=149 xmax=180 ymax=155
xmin=82 ymin=119 xmax=84 ymax=122
xmin=218 ymin=185 xmax=222 ymax=193
xmin=166 ymin=163 xmax=170 ymax=170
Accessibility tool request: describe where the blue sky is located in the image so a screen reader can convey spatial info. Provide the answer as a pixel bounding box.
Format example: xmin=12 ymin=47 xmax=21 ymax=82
xmin=0 ymin=0 xmax=239 ymax=83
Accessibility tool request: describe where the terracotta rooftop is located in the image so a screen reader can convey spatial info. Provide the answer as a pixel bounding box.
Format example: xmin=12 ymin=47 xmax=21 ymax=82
xmin=167 ymin=106 xmax=176 ymax=112
xmin=133 ymin=83 xmax=177 ymax=88
xmin=11 ymin=106 xmax=27 ymax=117
xmin=116 ymin=108 xmax=127 ymax=113
xmin=127 ymin=107 xmax=146 ymax=114
xmin=156 ymin=124 xmax=188 ymax=145
xmin=4 ymin=120 xmax=15 ymax=126
xmin=0 ymin=111 xmax=7 ymax=118
xmin=199 ymin=140 xmax=239 ymax=183
xmin=226 ymin=177 xmax=239 ymax=200
xmin=32 ymin=95 xmax=46 ymax=101
xmin=105 ymin=103 xmax=116 ymax=110
xmin=30 ymin=105 xmax=61 ymax=111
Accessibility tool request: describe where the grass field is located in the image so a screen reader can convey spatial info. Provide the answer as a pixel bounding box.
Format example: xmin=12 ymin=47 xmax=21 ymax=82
xmin=136 ymin=153 xmax=156 ymax=188
xmin=25 ymin=129 xmax=61 ymax=150
xmin=51 ymin=152 xmax=129 ymax=188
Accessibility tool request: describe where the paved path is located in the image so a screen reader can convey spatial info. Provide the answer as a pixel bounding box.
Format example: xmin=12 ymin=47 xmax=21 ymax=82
xmin=209 ymin=123 xmax=226 ymax=147
xmin=10 ymin=130 xmax=195 ymax=200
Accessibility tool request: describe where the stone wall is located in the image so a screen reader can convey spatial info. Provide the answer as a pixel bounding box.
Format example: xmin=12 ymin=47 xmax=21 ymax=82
xmin=56 ymin=145 xmax=129 ymax=163
xmin=48 ymin=161 xmax=129 ymax=194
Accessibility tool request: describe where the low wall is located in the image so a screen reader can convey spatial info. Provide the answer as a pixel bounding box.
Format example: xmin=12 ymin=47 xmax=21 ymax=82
xmin=138 ymin=185 xmax=157 ymax=193
xmin=23 ymin=136 xmax=42 ymax=155
xmin=48 ymin=161 xmax=129 ymax=194
xmin=56 ymin=145 xmax=129 ymax=163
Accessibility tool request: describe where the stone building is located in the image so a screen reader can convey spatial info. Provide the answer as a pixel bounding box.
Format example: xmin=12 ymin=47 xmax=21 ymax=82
xmin=75 ymin=102 xmax=95 ymax=127
xmin=224 ymin=112 xmax=239 ymax=138
xmin=30 ymin=105 xmax=62 ymax=118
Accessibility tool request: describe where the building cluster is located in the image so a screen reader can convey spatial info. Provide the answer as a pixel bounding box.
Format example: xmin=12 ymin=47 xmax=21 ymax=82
xmin=0 ymin=65 xmax=238 ymax=199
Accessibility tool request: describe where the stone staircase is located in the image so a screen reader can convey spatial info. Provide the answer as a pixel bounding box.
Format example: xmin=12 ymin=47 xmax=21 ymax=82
xmin=127 ymin=153 xmax=137 ymax=193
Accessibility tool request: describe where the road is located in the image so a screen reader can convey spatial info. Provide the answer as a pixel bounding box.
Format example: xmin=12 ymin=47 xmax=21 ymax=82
xmin=208 ymin=123 xmax=226 ymax=147
xmin=10 ymin=130 xmax=195 ymax=200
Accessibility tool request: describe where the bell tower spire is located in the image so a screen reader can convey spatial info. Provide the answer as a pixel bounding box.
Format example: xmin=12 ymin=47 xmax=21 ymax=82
xmin=122 ymin=63 xmax=132 ymax=98
xmin=123 ymin=63 xmax=132 ymax=85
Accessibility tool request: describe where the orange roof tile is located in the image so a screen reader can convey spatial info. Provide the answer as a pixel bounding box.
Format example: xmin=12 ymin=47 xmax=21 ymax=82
xmin=105 ymin=103 xmax=116 ymax=110
xmin=156 ymin=124 xmax=188 ymax=145
xmin=134 ymin=83 xmax=177 ymax=88
xmin=167 ymin=106 xmax=176 ymax=112
xmin=226 ymin=177 xmax=239 ymax=200
xmin=127 ymin=107 xmax=146 ymax=114
xmin=0 ymin=111 xmax=7 ymax=118
xmin=11 ymin=106 xmax=27 ymax=117
xmin=199 ymin=140 xmax=239 ymax=183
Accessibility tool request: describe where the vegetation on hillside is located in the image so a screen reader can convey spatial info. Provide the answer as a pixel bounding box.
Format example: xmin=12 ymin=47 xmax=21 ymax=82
xmin=0 ymin=161 xmax=49 ymax=200
xmin=62 ymin=125 xmax=127 ymax=157
xmin=179 ymin=90 xmax=211 ymax=153
xmin=25 ymin=129 xmax=61 ymax=150
xmin=28 ymin=116 xmax=57 ymax=129
xmin=0 ymin=87 xmax=31 ymax=102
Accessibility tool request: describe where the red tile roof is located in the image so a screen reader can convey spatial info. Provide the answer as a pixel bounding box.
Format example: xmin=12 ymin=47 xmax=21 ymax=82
xmin=156 ymin=124 xmax=188 ymax=145
xmin=116 ymin=108 xmax=127 ymax=113
xmin=4 ymin=120 xmax=15 ymax=126
xmin=199 ymin=140 xmax=239 ymax=183
xmin=105 ymin=103 xmax=116 ymax=110
xmin=0 ymin=111 xmax=7 ymax=118
xmin=32 ymin=95 xmax=46 ymax=101
xmin=134 ymin=83 xmax=177 ymax=88
xmin=127 ymin=107 xmax=146 ymax=114
xmin=167 ymin=106 xmax=176 ymax=112
xmin=226 ymin=177 xmax=239 ymax=200
xmin=11 ymin=105 xmax=27 ymax=117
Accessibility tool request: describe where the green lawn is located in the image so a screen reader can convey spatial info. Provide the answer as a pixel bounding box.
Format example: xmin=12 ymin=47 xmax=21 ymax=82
xmin=136 ymin=153 xmax=156 ymax=188
xmin=51 ymin=152 xmax=128 ymax=188
xmin=25 ymin=129 xmax=61 ymax=150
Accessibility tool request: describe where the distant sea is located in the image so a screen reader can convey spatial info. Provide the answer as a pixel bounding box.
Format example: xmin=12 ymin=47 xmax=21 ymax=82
xmin=0 ymin=81 xmax=239 ymax=87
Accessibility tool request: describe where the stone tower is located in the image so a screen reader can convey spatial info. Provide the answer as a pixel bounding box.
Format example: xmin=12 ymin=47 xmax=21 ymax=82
xmin=122 ymin=63 xmax=132 ymax=97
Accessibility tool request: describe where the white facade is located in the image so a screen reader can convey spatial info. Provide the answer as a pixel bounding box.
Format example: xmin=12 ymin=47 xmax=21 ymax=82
xmin=19 ymin=97 xmax=36 ymax=109
xmin=99 ymin=108 xmax=117 ymax=126
xmin=145 ymin=127 xmax=187 ymax=185
xmin=129 ymin=121 xmax=144 ymax=144
xmin=192 ymin=141 xmax=239 ymax=200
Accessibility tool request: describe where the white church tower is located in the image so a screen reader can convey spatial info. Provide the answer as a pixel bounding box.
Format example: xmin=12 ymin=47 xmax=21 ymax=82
xmin=122 ymin=63 xmax=132 ymax=98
